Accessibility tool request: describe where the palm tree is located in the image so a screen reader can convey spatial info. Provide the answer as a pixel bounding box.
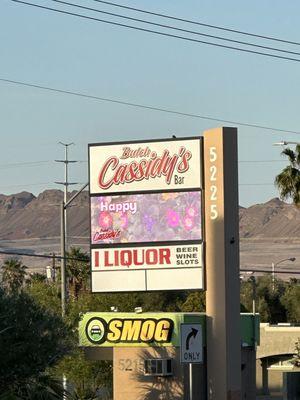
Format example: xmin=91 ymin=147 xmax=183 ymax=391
xmin=66 ymin=247 xmax=90 ymax=300
xmin=292 ymin=338 xmax=300 ymax=367
xmin=27 ymin=272 xmax=47 ymax=285
xmin=1 ymin=258 xmax=27 ymax=293
xmin=0 ymin=374 xmax=70 ymax=400
xmin=275 ymin=144 xmax=300 ymax=206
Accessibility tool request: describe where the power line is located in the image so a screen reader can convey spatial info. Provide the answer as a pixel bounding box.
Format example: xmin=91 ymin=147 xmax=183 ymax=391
xmin=0 ymin=182 xmax=85 ymax=190
xmin=239 ymin=160 xmax=285 ymax=163
xmin=0 ymin=182 xmax=54 ymax=189
xmin=0 ymin=249 xmax=89 ymax=262
xmin=1 ymin=252 xmax=297 ymax=272
xmin=10 ymin=0 xmax=300 ymax=63
xmin=42 ymin=0 xmax=300 ymax=57
xmin=1 ymin=77 xmax=300 ymax=135
xmin=0 ymin=160 xmax=51 ymax=166
xmin=0 ymin=161 xmax=52 ymax=170
xmin=0 ymin=160 xmax=85 ymax=170
xmin=239 ymin=183 xmax=274 ymax=186
xmin=241 ymin=269 xmax=300 ymax=275
xmin=0 ymin=180 xmax=277 ymax=189
xmin=90 ymin=0 xmax=300 ymax=47
xmin=56 ymin=159 xmax=287 ymax=163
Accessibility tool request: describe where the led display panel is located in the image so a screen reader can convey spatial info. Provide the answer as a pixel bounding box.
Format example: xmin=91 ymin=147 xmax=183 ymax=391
xmin=90 ymin=192 xmax=202 ymax=245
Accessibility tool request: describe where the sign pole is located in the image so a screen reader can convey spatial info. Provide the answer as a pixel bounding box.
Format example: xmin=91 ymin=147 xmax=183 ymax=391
xmin=204 ymin=127 xmax=241 ymax=399
xmin=189 ymin=363 xmax=193 ymax=400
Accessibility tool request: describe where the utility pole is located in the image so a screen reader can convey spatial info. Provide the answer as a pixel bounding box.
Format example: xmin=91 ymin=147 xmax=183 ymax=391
xmin=52 ymin=252 xmax=56 ymax=280
xmin=55 ymin=142 xmax=78 ymax=249
xmin=60 ymin=201 xmax=66 ymax=317
xmin=60 ymin=182 xmax=89 ymax=317
xmin=58 ymin=182 xmax=88 ymax=400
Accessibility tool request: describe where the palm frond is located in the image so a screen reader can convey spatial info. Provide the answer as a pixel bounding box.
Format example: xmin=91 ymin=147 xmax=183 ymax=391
xmin=282 ymin=147 xmax=296 ymax=165
xmin=296 ymin=144 xmax=300 ymax=166
xmin=275 ymin=165 xmax=300 ymax=202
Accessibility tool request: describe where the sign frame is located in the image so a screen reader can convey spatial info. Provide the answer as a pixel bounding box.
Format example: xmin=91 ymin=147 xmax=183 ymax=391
xmin=88 ymin=136 xmax=204 ymax=293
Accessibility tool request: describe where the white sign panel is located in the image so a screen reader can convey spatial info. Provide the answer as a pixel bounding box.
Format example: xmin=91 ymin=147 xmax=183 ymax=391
xmin=89 ymin=138 xmax=202 ymax=194
xmin=91 ymin=245 xmax=202 ymax=271
xmin=91 ymin=245 xmax=203 ymax=292
xmin=180 ymin=323 xmax=203 ymax=364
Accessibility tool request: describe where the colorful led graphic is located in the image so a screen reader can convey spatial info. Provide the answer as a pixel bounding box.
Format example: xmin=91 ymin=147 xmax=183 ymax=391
xmin=91 ymin=191 xmax=202 ymax=244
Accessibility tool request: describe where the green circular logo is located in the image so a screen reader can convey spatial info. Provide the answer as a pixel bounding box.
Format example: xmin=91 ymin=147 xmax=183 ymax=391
xmin=86 ymin=317 xmax=107 ymax=344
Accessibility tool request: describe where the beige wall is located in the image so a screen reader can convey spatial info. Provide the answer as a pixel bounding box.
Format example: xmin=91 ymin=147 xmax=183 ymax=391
xmin=113 ymin=347 xmax=184 ymax=400
xmin=256 ymin=324 xmax=300 ymax=396
xmin=256 ymin=359 xmax=283 ymax=395
xmin=112 ymin=346 xmax=254 ymax=400
xmin=257 ymin=324 xmax=300 ymax=359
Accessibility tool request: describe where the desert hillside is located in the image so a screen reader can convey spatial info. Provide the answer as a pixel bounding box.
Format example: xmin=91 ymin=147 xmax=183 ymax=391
xmin=0 ymin=191 xmax=299 ymax=274
xmin=0 ymin=190 xmax=298 ymax=240
xmin=0 ymin=190 xmax=89 ymax=240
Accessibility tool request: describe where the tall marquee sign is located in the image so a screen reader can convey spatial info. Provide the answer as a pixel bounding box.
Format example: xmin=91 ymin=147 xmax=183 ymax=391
xmin=88 ymin=137 xmax=204 ymax=292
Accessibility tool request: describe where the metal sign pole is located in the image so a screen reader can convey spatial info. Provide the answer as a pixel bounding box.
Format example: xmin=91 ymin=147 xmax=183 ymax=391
xmin=189 ymin=363 xmax=193 ymax=400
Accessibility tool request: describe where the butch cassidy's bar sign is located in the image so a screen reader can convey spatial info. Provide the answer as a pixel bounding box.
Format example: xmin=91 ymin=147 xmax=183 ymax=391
xmin=88 ymin=138 xmax=204 ymax=292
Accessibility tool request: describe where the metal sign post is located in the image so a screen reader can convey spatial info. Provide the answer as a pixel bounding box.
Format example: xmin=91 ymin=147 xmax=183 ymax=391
xmin=189 ymin=363 xmax=193 ymax=400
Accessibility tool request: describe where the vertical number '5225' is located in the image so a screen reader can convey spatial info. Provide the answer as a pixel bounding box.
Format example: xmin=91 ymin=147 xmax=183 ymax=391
xmin=209 ymin=147 xmax=218 ymax=220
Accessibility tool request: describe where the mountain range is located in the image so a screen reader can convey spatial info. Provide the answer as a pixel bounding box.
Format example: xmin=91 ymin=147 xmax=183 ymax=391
xmin=0 ymin=190 xmax=89 ymax=240
xmin=1 ymin=190 xmax=300 ymax=273
xmin=0 ymin=190 xmax=298 ymax=240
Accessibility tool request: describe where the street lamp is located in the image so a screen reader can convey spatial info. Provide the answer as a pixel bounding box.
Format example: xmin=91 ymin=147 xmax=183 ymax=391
xmin=271 ymin=257 xmax=296 ymax=291
xmin=273 ymin=141 xmax=300 ymax=146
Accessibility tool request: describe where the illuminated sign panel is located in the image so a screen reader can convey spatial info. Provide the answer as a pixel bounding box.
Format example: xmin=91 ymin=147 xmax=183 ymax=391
xmin=90 ymin=192 xmax=202 ymax=244
xmin=89 ymin=139 xmax=201 ymax=194
xmin=88 ymin=138 xmax=203 ymax=292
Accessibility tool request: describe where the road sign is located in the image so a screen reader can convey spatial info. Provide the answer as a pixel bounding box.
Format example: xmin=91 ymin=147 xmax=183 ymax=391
xmin=180 ymin=323 xmax=203 ymax=363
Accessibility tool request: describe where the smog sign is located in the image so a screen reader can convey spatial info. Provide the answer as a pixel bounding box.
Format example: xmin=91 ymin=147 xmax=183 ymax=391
xmin=79 ymin=312 xmax=178 ymax=347
xmin=88 ymin=137 xmax=204 ymax=292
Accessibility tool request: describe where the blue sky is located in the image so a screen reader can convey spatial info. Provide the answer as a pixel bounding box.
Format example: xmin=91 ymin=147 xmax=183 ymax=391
xmin=1 ymin=0 xmax=300 ymax=206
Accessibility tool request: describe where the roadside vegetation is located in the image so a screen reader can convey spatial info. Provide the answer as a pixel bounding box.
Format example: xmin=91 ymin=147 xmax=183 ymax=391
xmin=0 ymin=248 xmax=299 ymax=398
